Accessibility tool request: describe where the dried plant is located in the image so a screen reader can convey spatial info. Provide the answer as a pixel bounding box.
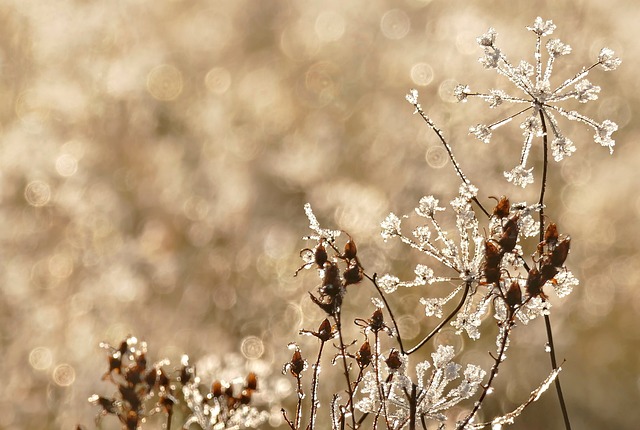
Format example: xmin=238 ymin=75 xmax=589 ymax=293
xmin=80 ymin=16 xmax=621 ymax=430
xmin=281 ymin=17 xmax=619 ymax=430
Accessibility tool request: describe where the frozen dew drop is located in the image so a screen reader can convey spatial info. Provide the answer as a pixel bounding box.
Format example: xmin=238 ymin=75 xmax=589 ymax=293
xmin=545 ymin=343 xmax=551 ymax=353
xmin=486 ymin=386 xmax=494 ymax=395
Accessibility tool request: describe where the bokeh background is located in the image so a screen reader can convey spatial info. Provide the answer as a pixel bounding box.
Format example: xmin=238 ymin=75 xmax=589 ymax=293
xmin=1 ymin=0 xmax=638 ymax=428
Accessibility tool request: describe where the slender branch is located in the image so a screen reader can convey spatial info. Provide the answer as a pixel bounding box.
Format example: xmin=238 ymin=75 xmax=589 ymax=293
xmin=457 ymin=321 xmax=514 ymax=429
xmin=365 ymin=272 xmax=406 ymax=354
xmin=411 ymin=101 xmax=490 ymax=218
xmin=308 ymin=341 xmax=326 ymax=430
xmin=538 ymin=109 xmax=572 ymax=430
xmin=334 ymin=311 xmax=357 ymax=429
xmin=406 ymin=281 xmax=471 ymax=355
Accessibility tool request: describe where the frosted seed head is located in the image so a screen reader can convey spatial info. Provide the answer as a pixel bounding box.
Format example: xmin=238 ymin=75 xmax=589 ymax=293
xmin=520 ymin=116 xmax=543 ymax=137
xmin=416 ymin=195 xmax=444 ymax=218
xmin=381 ymin=213 xmax=402 ymax=240
xmin=546 ymin=39 xmax=571 ymax=57
xmin=551 ymin=136 xmax=576 ymax=161
xmin=504 ymin=166 xmax=534 ymax=188
xmin=479 ymin=47 xmax=501 ymax=69
xmin=406 ymin=88 xmax=419 ymax=105
xmin=477 ymin=28 xmax=497 ymax=46
xmin=487 ymin=89 xmax=507 ymax=108
xmin=574 ymin=79 xmax=600 ymax=103
xmin=470 ymin=124 xmax=492 ymax=144
xmin=594 ymin=120 xmax=618 ymax=153
xmin=527 ymin=17 xmax=556 ymax=36
xmin=454 ymin=84 xmax=471 ymax=103
xmin=598 ymin=48 xmax=621 ymax=71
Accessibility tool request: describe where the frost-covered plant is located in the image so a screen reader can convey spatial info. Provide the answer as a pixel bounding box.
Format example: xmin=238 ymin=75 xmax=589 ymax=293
xmin=86 ymin=336 xmax=270 ymax=430
xmin=284 ymin=17 xmax=619 ymax=430
xmin=457 ymin=16 xmax=620 ymax=186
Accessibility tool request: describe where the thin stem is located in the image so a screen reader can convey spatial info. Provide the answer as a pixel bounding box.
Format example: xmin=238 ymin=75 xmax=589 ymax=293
xmin=365 ymin=272 xmax=406 ymax=354
xmin=308 ymin=341 xmax=325 ymax=430
xmin=457 ymin=321 xmax=513 ymax=429
xmin=411 ymin=101 xmax=490 ymax=218
xmin=406 ymin=281 xmax=471 ymax=355
xmin=334 ymin=311 xmax=357 ymax=429
xmin=538 ymin=110 xmax=572 ymax=430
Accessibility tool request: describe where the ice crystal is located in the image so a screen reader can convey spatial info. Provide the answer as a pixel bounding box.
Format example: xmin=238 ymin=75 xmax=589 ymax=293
xmin=303 ymin=203 xmax=341 ymax=241
xmin=458 ymin=17 xmax=621 ymax=187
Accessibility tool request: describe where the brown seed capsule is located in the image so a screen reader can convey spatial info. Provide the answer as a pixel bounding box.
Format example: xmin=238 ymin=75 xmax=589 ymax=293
xmin=369 ymin=308 xmax=385 ymax=333
xmin=316 ymin=319 xmax=334 ymax=342
xmin=343 ymin=264 xmax=363 ymax=286
xmin=385 ymin=349 xmax=402 ymax=371
xmin=544 ymin=223 xmax=559 ymax=246
xmin=505 ymin=281 xmax=522 ymax=312
xmin=551 ymin=237 xmax=570 ymax=267
xmin=342 ymin=239 xmax=357 ymax=260
xmin=526 ymin=267 xmax=547 ymax=299
xmin=246 ymin=372 xmax=258 ymax=391
xmin=356 ymin=340 xmax=372 ymax=368
xmin=211 ymin=380 xmax=223 ymax=397
xmin=289 ymin=349 xmax=305 ymax=378
xmin=322 ymin=262 xmax=341 ymax=288
xmin=484 ymin=240 xmax=502 ymax=267
xmin=498 ymin=215 xmax=519 ymax=253
xmin=491 ymin=196 xmax=510 ymax=219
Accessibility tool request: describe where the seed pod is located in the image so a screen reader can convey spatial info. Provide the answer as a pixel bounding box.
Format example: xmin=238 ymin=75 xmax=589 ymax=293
xmin=356 ymin=340 xmax=372 ymax=368
xmin=385 ymin=349 xmax=402 ymax=371
xmin=491 ymin=195 xmax=510 ymax=219
xmin=289 ymin=349 xmax=306 ymax=378
xmin=246 ymin=372 xmax=258 ymax=391
xmin=498 ymin=215 xmax=519 ymax=253
xmin=343 ymin=264 xmax=362 ymax=286
xmin=551 ymin=237 xmax=571 ymax=267
xmin=211 ymin=380 xmax=223 ymax=397
xmin=313 ymin=319 xmax=332 ymax=342
xmin=315 ymin=242 xmax=328 ymax=267
xmin=369 ymin=308 xmax=385 ymax=333
xmin=526 ymin=267 xmax=546 ymax=299
xmin=544 ymin=223 xmax=559 ymax=246
xmin=505 ymin=281 xmax=522 ymax=312
xmin=343 ymin=239 xmax=357 ymax=260
xmin=484 ymin=240 xmax=502 ymax=267
xmin=322 ymin=262 xmax=340 ymax=288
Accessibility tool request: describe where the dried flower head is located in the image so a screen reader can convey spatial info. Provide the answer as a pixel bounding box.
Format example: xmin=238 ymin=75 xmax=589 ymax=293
xmin=457 ymin=17 xmax=621 ymax=187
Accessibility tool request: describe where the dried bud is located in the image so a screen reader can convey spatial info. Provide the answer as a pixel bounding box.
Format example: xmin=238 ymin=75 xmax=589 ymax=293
xmin=211 ymin=380 xmax=223 ymax=397
xmin=343 ymin=264 xmax=362 ymax=286
xmin=544 ymin=223 xmax=559 ymax=246
xmin=526 ymin=267 xmax=547 ymax=299
xmin=246 ymin=372 xmax=258 ymax=391
xmin=316 ymin=319 xmax=334 ymax=342
xmin=356 ymin=341 xmax=372 ymax=368
xmin=322 ymin=262 xmax=341 ymax=289
xmin=551 ymin=237 xmax=570 ymax=267
xmin=343 ymin=239 xmax=357 ymax=260
xmin=289 ymin=349 xmax=306 ymax=378
xmin=505 ymin=281 xmax=522 ymax=312
xmin=484 ymin=240 xmax=502 ymax=267
xmin=498 ymin=215 xmax=519 ymax=253
xmin=385 ymin=349 xmax=402 ymax=371
xmin=315 ymin=242 xmax=328 ymax=267
xmin=491 ymin=195 xmax=510 ymax=218
xmin=369 ymin=308 xmax=385 ymax=333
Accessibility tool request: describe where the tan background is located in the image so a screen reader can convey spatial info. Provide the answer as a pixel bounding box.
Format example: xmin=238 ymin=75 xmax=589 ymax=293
xmin=1 ymin=0 xmax=638 ymax=428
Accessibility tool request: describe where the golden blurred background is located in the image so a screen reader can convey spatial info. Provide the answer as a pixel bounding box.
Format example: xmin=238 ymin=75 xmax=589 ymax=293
xmin=1 ymin=0 xmax=638 ymax=428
